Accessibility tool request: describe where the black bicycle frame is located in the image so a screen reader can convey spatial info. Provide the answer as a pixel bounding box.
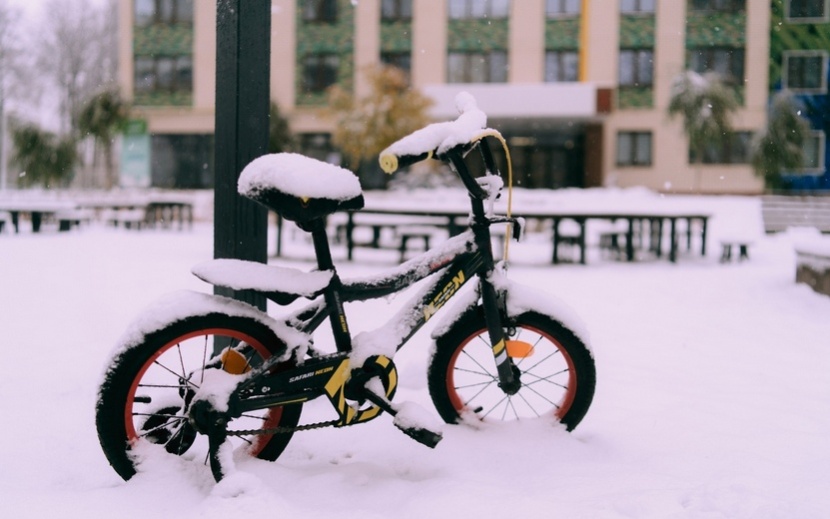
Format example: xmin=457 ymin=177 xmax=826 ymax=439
xmin=234 ymin=140 xmax=520 ymax=415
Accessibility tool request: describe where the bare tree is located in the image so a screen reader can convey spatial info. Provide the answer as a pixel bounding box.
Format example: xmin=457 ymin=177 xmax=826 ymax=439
xmin=36 ymin=0 xmax=118 ymax=137
xmin=0 ymin=0 xmax=24 ymax=189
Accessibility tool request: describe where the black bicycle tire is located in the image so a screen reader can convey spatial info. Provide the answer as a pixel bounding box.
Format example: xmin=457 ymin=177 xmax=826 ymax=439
xmin=428 ymin=307 xmax=595 ymax=430
xmin=95 ymin=313 xmax=302 ymax=481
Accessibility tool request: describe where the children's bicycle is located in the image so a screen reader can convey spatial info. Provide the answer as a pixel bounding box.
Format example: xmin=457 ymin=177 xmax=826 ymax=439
xmin=95 ymin=92 xmax=596 ymax=482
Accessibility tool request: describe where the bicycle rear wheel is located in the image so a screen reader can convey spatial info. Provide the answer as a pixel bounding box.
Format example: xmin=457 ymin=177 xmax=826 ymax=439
xmin=96 ymin=314 xmax=302 ymax=481
xmin=428 ymin=309 xmax=595 ymax=430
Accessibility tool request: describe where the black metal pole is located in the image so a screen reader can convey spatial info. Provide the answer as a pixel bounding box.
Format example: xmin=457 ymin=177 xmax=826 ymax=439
xmin=214 ymin=0 xmax=271 ymax=310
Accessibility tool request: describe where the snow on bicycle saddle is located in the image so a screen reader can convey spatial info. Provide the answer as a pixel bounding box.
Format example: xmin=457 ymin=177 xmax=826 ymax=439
xmin=239 ymin=152 xmax=364 ymax=223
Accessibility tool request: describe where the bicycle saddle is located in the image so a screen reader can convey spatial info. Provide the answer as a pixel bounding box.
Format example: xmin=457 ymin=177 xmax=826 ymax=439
xmin=238 ymin=153 xmax=364 ymax=223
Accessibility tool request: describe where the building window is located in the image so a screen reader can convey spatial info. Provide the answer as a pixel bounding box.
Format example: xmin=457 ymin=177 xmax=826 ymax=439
xmin=448 ymin=0 xmax=510 ymax=19
xmin=545 ymin=50 xmax=579 ymax=82
xmin=801 ymin=131 xmax=826 ymax=172
xmin=302 ymin=0 xmax=337 ymax=23
xmin=620 ymin=0 xmax=655 ymax=13
xmin=302 ymin=54 xmax=339 ymax=93
xmin=690 ymin=132 xmax=752 ymax=164
xmin=546 ymin=0 xmax=581 ymax=17
xmin=382 ymin=0 xmax=412 ymax=21
xmin=689 ymin=0 xmax=744 ymax=12
xmin=134 ymin=56 xmax=193 ymax=95
xmin=381 ymin=52 xmax=411 ymax=75
xmin=619 ymin=49 xmax=653 ymax=86
xmin=135 ymin=0 xmax=194 ymax=27
xmin=786 ymin=0 xmax=829 ymax=21
xmin=616 ymin=131 xmax=652 ymax=166
xmin=688 ymin=48 xmax=745 ymax=83
xmin=783 ymin=51 xmax=828 ymax=93
xmin=447 ymin=51 xmax=507 ymax=83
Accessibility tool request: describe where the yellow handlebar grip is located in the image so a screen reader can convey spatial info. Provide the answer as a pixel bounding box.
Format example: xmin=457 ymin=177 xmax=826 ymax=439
xmin=379 ymin=154 xmax=398 ymax=174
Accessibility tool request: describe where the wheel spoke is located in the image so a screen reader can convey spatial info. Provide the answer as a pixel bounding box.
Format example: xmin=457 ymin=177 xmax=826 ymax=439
xmin=521 ymin=382 xmax=562 ymax=410
xmin=152 ymin=360 xmax=200 ymax=390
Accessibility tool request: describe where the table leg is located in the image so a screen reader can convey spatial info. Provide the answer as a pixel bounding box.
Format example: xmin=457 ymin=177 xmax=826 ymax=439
xmin=578 ymin=219 xmax=587 ymax=265
xmin=686 ymin=217 xmax=693 ymax=250
xmin=551 ymin=218 xmax=560 ymax=264
xmin=346 ymin=213 xmax=355 ymax=261
xmin=31 ymin=212 xmax=42 ymax=233
xmin=669 ymin=218 xmax=678 ymax=262
xmin=11 ymin=211 xmax=20 ymax=233
xmin=275 ymin=214 xmax=284 ymax=257
xmin=700 ymin=217 xmax=708 ymax=256
xmin=626 ymin=218 xmax=635 ymax=261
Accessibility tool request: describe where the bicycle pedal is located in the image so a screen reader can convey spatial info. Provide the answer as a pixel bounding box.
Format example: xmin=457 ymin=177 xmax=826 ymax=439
xmin=394 ymin=422 xmax=443 ymax=449
xmin=391 ymin=402 xmax=443 ymax=449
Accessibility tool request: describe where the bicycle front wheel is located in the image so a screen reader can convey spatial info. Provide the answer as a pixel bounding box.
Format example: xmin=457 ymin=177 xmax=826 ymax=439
xmin=96 ymin=314 xmax=302 ymax=481
xmin=428 ymin=309 xmax=595 ymax=430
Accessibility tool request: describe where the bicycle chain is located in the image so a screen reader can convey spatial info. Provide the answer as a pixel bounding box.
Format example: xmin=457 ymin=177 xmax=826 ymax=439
xmin=227 ymin=419 xmax=340 ymax=436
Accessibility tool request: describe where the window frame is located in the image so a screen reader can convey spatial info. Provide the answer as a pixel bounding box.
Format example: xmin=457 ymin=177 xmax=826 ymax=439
xmin=302 ymin=0 xmax=338 ymax=23
xmin=689 ymin=0 xmax=745 ymax=13
xmin=381 ymin=0 xmax=413 ymax=21
xmin=620 ymin=0 xmax=656 ymax=14
xmin=134 ymin=0 xmax=194 ymax=27
xmin=688 ymin=47 xmax=745 ymax=84
xmin=302 ymin=53 xmax=340 ymax=93
xmin=544 ymin=50 xmax=579 ymax=82
xmin=783 ymin=50 xmax=829 ymax=93
xmin=447 ymin=51 xmax=508 ymax=83
xmin=545 ymin=0 xmax=581 ymax=18
xmin=799 ymin=130 xmax=827 ymax=173
xmin=618 ymin=48 xmax=654 ymax=87
xmin=785 ymin=0 xmax=830 ymax=23
xmin=689 ymin=131 xmax=752 ymax=165
xmin=133 ymin=55 xmax=193 ymax=95
xmin=616 ymin=131 xmax=653 ymax=167
xmin=448 ymin=0 xmax=510 ymax=19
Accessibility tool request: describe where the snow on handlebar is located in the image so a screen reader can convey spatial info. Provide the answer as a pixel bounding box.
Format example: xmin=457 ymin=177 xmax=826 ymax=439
xmin=378 ymin=91 xmax=491 ymax=174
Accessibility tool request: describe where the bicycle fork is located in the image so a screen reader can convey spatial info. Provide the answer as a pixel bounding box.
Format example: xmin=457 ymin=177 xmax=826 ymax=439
xmin=479 ymin=278 xmax=521 ymax=395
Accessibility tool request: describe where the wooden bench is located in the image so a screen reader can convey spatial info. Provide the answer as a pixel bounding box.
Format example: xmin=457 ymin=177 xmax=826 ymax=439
xmin=795 ymin=240 xmax=830 ymax=296
xmin=104 ymin=208 xmax=148 ymax=230
xmin=762 ymin=195 xmax=830 ymax=233
xmin=397 ymin=225 xmax=436 ymax=262
xmin=719 ymin=241 xmax=752 ymax=262
xmin=55 ymin=209 xmax=94 ymax=232
xmin=343 ymin=213 xmax=449 ymax=261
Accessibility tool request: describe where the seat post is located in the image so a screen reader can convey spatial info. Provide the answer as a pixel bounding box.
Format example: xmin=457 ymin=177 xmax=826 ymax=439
xmin=302 ymin=217 xmax=353 ymax=352
xmin=298 ymin=218 xmax=335 ymax=271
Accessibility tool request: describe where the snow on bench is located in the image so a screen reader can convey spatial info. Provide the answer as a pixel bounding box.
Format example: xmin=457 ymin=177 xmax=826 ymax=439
xmin=793 ymin=230 xmax=830 ymax=297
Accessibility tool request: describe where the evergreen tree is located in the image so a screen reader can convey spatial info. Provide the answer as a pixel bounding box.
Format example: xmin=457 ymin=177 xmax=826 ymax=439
xmin=268 ymin=101 xmax=295 ymax=154
xmin=750 ymin=91 xmax=810 ymax=191
xmin=668 ymin=71 xmax=738 ymax=191
xmin=10 ymin=120 xmax=78 ymax=188
xmin=327 ymin=65 xmax=433 ymax=188
xmin=77 ymin=89 xmax=129 ymax=189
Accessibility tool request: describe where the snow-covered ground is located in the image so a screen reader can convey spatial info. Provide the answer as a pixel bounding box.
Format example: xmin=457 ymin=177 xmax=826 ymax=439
xmin=1 ymin=190 xmax=829 ymax=518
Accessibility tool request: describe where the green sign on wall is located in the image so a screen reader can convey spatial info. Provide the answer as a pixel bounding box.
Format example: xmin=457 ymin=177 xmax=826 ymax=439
xmin=120 ymin=119 xmax=151 ymax=187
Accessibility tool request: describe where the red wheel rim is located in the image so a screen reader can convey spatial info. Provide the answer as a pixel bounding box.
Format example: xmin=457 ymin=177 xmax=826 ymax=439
xmin=124 ymin=328 xmax=284 ymax=457
xmin=445 ymin=324 xmax=577 ymax=421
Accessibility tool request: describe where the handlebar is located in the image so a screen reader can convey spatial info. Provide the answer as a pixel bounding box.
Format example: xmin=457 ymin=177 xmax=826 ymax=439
xmin=378 ymin=92 xmax=487 ymax=173
xmin=378 ymin=92 xmax=501 ymax=200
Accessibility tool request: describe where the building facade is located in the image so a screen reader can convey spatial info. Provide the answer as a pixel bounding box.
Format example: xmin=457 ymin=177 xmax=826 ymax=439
xmin=769 ymin=0 xmax=830 ymax=190
xmin=120 ymin=0 xmax=782 ymax=193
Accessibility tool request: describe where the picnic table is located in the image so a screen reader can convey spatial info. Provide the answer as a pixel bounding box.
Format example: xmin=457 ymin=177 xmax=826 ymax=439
xmin=276 ymin=204 xmax=710 ymax=265
xmin=0 ymin=200 xmax=79 ymax=233
xmin=547 ymin=211 xmax=711 ymax=264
